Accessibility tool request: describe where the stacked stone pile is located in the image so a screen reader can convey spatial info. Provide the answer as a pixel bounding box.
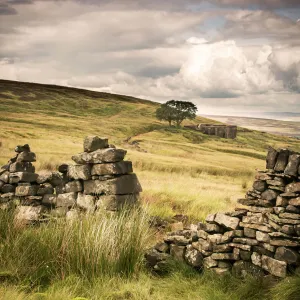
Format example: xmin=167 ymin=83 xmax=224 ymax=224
xmin=0 ymin=136 xmax=142 ymax=223
xmin=146 ymin=147 xmax=300 ymax=278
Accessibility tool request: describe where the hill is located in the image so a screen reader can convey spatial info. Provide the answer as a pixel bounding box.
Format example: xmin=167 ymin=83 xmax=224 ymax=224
xmin=1 ymin=79 xmax=300 ymax=220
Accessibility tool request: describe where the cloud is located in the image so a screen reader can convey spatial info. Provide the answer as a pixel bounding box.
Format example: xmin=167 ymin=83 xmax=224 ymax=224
xmin=0 ymin=3 xmax=17 ymax=14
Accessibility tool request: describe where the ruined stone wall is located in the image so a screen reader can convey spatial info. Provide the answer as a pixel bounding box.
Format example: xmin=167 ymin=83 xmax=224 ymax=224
xmin=146 ymin=147 xmax=300 ymax=278
xmin=0 ymin=136 xmax=142 ymax=224
xmin=197 ymin=124 xmax=237 ymax=139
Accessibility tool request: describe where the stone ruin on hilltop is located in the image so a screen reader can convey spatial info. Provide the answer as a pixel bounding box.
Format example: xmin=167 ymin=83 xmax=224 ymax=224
xmin=185 ymin=124 xmax=237 ymax=139
xmin=0 ymin=136 xmax=142 ymax=224
xmin=146 ymin=147 xmax=300 ymax=278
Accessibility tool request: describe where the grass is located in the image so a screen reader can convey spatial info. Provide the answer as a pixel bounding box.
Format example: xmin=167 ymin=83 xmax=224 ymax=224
xmin=1 ymin=79 xmax=300 ymax=298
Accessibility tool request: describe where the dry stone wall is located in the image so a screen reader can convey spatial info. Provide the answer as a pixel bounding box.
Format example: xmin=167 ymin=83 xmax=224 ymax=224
xmin=0 ymin=136 xmax=142 ymax=224
xmin=146 ymin=147 xmax=300 ymax=278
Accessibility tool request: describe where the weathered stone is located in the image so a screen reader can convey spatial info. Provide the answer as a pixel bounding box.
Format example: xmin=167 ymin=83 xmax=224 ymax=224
xmin=37 ymin=183 xmax=54 ymax=195
xmin=284 ymin=154 xmax=300 ymax=176
xmin=96 ymin=194 xmax=139 ymax=211
xmin=233 ymin=230 xmax=244 ymax=237
xmin=275 ymin=247 xmax=300 ymax=265
xmin=91 ymin=161 xmax=132 ymax=176
xmin=68 ymin=165 xmax=91 ymax=180
xmin=229 ymin=243 xmax=251 ymax=251
xmin=212 ymin=268 xmax=231 ymax=275
xmin=289 ymin=197 xmax=300 ymax=206
xmin=84 ymin=174 xmax=142 ymax=195
xmin=261 ymin=255 xmax=287 ymax=278
xmin=15 ymin=185 xmax=38 ymax=196
xmin=266 ymin=147 xmax=278 ymax=169
xmin=240 ymin=249 xmax=252 ymax=261
xmin=197 ymin=230 xmax=208 ymax=240
xmin=268 ymin=213 xmax=300 ymax=225
xmin=164 ymin=235 xmax=190 ymax=246
xmin=220 ymin=231 xmax=234 ymax=243
xmin=232 ymin=238 xmax=258 ymax=246
xmin=9 ymin=162 xmax=35 ymax=173
xmin=253 ymin=180 xmax=267 ymax=192
xmin=36 ymin=172 xmax=62 ymax=186
xmin=262 ymin=243 xmax=276 ymax=252
xmin=65 ymin=180 xmax=83 ymax=193
xmin=213 ymin=244 xmax=232 ymax=253
xmin=232 ymin=261 xmax=264 ymax=278
xmin=295 ymin=225 xmax=300 ymax=236
xmin=56 ymin=192 xmax=77 ymax=208
xmin=243 ymin=213 xmax=266 ymax=224
xmin=270 ymin=239 xmax=300 ymax=247
xmin=66 ymin=209 xmax=80 ymax=221
xmin=83 ymin=136 xmax=108 ymax=152
xmin=155 ymin=242 xmax=169 ymax=253
xmin=203 ymin=256 xmax=218 ymax=268
xmin=145 ymin=249 xmax=170 ymax=268
xmin=268 ymin=219 xmax=282 ymax=231
xmin=286 ymin=182 xmax=300 ymax=193
xmin=211 ymin=252 xmax=239 ymax=261
xmin=239 ymin=222 xmax=273 ymax=233
xmin=72 ymin=148 xmax=127 ymax=164
xmin=276 ymin=196 xmax=289 ymax=207
xmin=9 ymin=172 xmax=38 ymax=183
xmin=253 ymin=246 xmax=274 ymax=257
xmin=15 ymin=144 xmax=30 ymax=153
xmin=170 ymin=244 xmax=185 ymax=261
xmin=251 ymin=252 xmax=262 ymax=267
xmin=255 ymin=172 xmax=272 ymax=181
xmin=205 ymin=213 xmax=215 ymax=223
xmin=244 ymin=227 xmax=256 ymax=238
xmin=279 ymin=212 xmax=300 ymax=220
xmin=205 ymin=223 xmax=222 ymax=233
xmin=261 ymin=189 xmax=279 ymax=201
xmin=76 ymin=193 xmax=95 ymax=212
xmin=207 ymin=234 xmax=223 ymax=244
xmin=281 ymin=224 xmax=295 ymax=235
xmin=237 ymin=205 xmax=273 ymax=213
xmin=274 ymin=149 xmax=290 ymax=172
xmin=58 ymin=164 xmax=69 ymax=173
xmin=192 ymin=239 xmax=212 ymax=251
xmin=185 ymin=245 xmax=203 ymax=267
xmin=42 ymin=194 xmax=57 ymax=206
xmin=274 ymin=207 xmax=285 ymax=214
xmin=214 ymin=213 xmax=240 ymax=230
xmin=14 ymin=205 xmax=45 ymax=224
xmin=256 ymin=231 xmax=271 ymax=243
xmin=170 ymin=222 xmax=184 ymax=232
xmin=0 ymin=171 xmax=9 ymax=183
xmin=1 ymin=184 xmax=15 ymax=193
xmin=286 ymin=205 xmax=300 ymax=214
xmin=49 ymin=207 xmax=68 ymax=218
xmin=16 ymin=151 xmax=36 ymax=162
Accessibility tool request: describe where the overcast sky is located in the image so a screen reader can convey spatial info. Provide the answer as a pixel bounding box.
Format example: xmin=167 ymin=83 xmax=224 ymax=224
xmin=0 ymin=0 xmax=300 ymax=115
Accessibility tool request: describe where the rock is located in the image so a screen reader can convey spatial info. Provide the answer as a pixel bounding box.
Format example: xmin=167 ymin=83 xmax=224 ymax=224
xmin=164 ymin=235 xmax=191 ymax=246
xmin=76 ymin=193 xmax=95 ymax=212
xmin=67 ymin=165 xmax=91 ymax=180
xmin=268 ymin=213 xmax=300 ymax=225
xmin=213 ymin=244 xmax=232 ymax=253
xmin=14 ymin=205 xmax=45 ymax=224
xmin=16 ymin=151 xmax=36 ymax=162
xmin=15 ymin=144 xmax=30 ymax=153
xmin=170 ymin=244 xmax=185 ymax=261
xmin=15 ymin=185 xmax=38 ymax=196
xmin=185 ymin=245 xmax=203 ymax=267
xmin=211 ymin=253 xmax=239 ymax=261
xmin=207 ymin=234 xmax=223 ymax=244
xmin=237 ymin=205 xmax=273 ymax=213
xmin=261 ymin=189 xmax=279 ymax=201
xmin=49 ymin=207 xmax=68 ymax=218
xmin=96 ymin=194 xmax=138 ymax=211
xmin=37 ymin=183 xmax=54 ymax=196
xmin=279 ymin=212 xmax=300 ymax=220
xmin=284 ymin=154 xmax=300 ymax=176
xmin=192 ymin=239 xmax=212 ymax=251
xmin=170 ymin=222 xmax=184 ymax=231
xmin=244 ymin=227 xmax=256 ymax=238
xmin=243 ymin=213 xmax=266 ymax=224
xmin=155 ymin=242 xmax=169 ymax=253
xmin=220 ymin=231 xmax=235 ymax=243
xmin=286 ymin=205 xmax=300 ymax=214
xmin=228 ymin=243 xmax=251 ymax=251
xmin=36 ymin=172 xmax=52 ymax=184
xmin=232 ymin=238 xmax=259 ymax=246
xmin=0 ymin=171 xmax=9 ymax=183
xmin=9 ymin=172 xmax=38 ymax=183
xmin=84 ymin=174 xmax=142 ymax=195
xmin=58 ymin=164 xmax=69 ymax=173
xmin=65 ymin=180 xmax=83 ymax=193
xmin=266 ymin=147 xmax=278 ymax=169
xmin=197 ymin=230 xmax=208 ymax=240
xmin=251 ymin=252 xmax=262 ymax=267
xmin=72 ymin=148 xmax=127 ymax=164
xmin=252 ymin=246 xmax=274 ymax=257
xmin=239 ymin=222 xmax=273 ymax=233
xmin=253 ymin=181 xmax=267 ymax=192
xmin=203 ymin=256 xmax=218 ymax=268
xmin=256 ymin=231 xmax=270 ymax=243
xmin=281 ymin=224 xmax=295 ymax=235
xmin=261 ymin=243 xmax=276 ymax=252
xmin=276 ymin=196 xmax=289 ymax=207
xmin=232 ymin=261 xmax=264 ymax=278
xmin=261 ymin=255 xmax=287 ymax=278
xmin=214 ymin=213 xmax=240 ymax=230
xmin=275 ymin=247 xmax=300 ymax=265
xmin=83 ymin=136 xmax=108 ymax=152
xmin=286 ymin=182 xmax=300 ymax=193
xmin=212 ymin=268 xmax=231 ymax=275
xmin=42 ymin=194 xmax=57 ymax=206
xmin=56 ymin=192 xmax=77 ymax=208
xmin=145 ymin=249 xmax=169 ymax=268
xmin=270 ymin=239 xmax=300 ymax=247
xmin=240 ymin=250 xmax=252 ymax=261
xmin=36 ymin=172 xmax=62 ymax=186
xmin=1 ymin=184 xmax=15 ymax=193
xmin=9 ymin=162 xmax=35 ymax=173
xmin=274 ymin=149 xmax=290 ymax=172
xmin=289 ymin=197 xmax=300 ymax=206
xmin=295 ymin=225 xmax=300 ymax=236
xmin=205 ymin=214 xmax=216 ymax=223
xmin=66 ymin=209 xmax=79 ymax=221
xmin=91 ymin=161 xmax=132 ymax=176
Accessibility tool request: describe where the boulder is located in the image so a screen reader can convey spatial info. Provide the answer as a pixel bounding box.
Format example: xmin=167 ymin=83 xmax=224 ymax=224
xmin=65 ymin=180 xmax=83 ymax=193
xmin=15 ymin=185 xmax=38 ymax=196
xmin=261 ymin=189 xmax=279 ymax=201
xmin=56 ymin=192 xmax=77 ymax=208
xmin=284 ymin=154 xmax=300 ymax=176
xmin=14 ymin=205 xmax=45 ymax=224
xmin=274 ymin=149 xmax=290 ymax=172
xmin=185 ymin=245 xmax=203 ymax=267
xmin=170 ymin=244 xmax=186 ymax=261
xmin=274 ymin=247 xmax=300 ymax=265
xmin=261 ymin=255 xmax=287 ymax=278
xmin=91 ymin=161 xmax=133 ymax=176
xmin=16 ymin=151 xmax=36 ymax=162
xmin=68 ymin=165 xmax=91 ymax=180
xmin=214 ymin=213 xmax=240 ymax=230
xmin=96 ymin=194 xmax=139 ymax=211
xmin=9 ymin=172 xmax=38 ymax=183
xmin=253 ymin=180 xmax=267 ymax=192
xmin=232 ymin=261 xmax=264 ymax=278
xmin=83 ymin=136 xmax=108 ymax=152
xmin=266 ymin=147 xmax=278 ymax=169
xmin=76 ymin=193 xmax=95 ymax=212
xmin=9 ymin=162 xmax=35 ymax=173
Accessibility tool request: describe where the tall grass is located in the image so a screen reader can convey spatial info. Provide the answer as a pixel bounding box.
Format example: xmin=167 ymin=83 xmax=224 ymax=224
xmin=0 ymin=207 xmax=151 ymax=286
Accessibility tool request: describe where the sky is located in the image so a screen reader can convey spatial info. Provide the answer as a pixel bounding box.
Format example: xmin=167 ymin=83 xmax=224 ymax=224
xmin=0 ymin=0 xmax=300 ymax=116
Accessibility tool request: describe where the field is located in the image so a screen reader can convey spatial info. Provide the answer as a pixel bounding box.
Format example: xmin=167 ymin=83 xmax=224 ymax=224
xmin=1 ymin=79 xmax=300 ymax=299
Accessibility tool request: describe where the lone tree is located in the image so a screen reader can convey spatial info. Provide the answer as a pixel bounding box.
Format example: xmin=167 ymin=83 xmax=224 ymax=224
xmin=156 ymin=100 xmax=197 ymax=127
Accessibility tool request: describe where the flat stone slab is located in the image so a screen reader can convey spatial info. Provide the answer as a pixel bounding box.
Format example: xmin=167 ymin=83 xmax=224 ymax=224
xmin=16 ymin=151 xmax=36 ymax=162
xmin=9 ymin=162 xmax=35 ymax=173
xmin=96 ymin=194 xmax=139 ymax=211
xmin=214 ymin=213 xmax=240 ymax=230
xmin=67 ymin=165 xmax=91 ymax=180
xmin=91 ymin=161 xmax=133 ymax=176
xmin=56 ymin=192 xmax=77 ymax=208
xmin=83 ymin=136 xmax=108 ymax=152
xmin=72 ymin=148 xmax=127 ymax=164
xmin=9 ymin=172 xmax=38 ymax=183
xmin=261 ymin=255 xmax=287 ymax=278
xmin=84 ymin=174 xmax=142 ymax=195
xmin=15 ymin=185 xmax=38 ymax=196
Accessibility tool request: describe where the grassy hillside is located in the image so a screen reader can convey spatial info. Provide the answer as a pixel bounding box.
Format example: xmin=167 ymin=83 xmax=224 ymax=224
xmin=1 ymin=80 xmax=300 ymax=300
xmin=1 ymin=79 xmax=300 ymax=220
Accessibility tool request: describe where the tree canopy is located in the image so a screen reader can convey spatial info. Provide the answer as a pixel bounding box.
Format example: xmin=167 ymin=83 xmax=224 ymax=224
xmin=156 ymin=100 xmax=197 ymax=126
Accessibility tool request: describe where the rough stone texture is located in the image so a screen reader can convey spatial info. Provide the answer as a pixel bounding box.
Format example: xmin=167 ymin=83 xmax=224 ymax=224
xmin=284 ymin=154 xmax=300 ymax=176
xmin=76 ymin=193 xmax=95 ymax=212
xmin=68 ymin=165 xmax=91 ymax=180
xmin=185 ymin=245 xmax=203 ymax=267
xmin=91 ymin=161 xmax=133 ymax=176
xmin=9 ymin=162 xmax=35 ymax=173
xmin=275 ymin=247 xmax=300 ymax=264
xmin=56 ymin=192 xmax=77 ymax=208
xmin=261 ymin=189 xmax=279 ymax=201
xmin=83 ymin=136 xmax=108 ymax=152
xmin=84 ymin=174 xmax=142 ymax=195
xmin=96 ymin=194 xmax=139 ymax=211
xmin=65 ymin=180 xmax=83 ymax=193
xmin=9 ymin=172 xmax=38 ymax=183
xmin=274 ymin=149 xmax=290 ymax=172
xmin=253 ymin=180 xmax=267 ymax=192
xmin=214 ymin=213 xmax=240 ymax=230
xmin=170 ymin=245 xmax=185 ymax=261
xmin=261 ymin=255 xmax=287 ymax=278
xmin=14 ymin=205 xmax=46 ymax=224
xmin=266 ymin=147 xmax=278 ymax=169
xmin=42 ymin=194 xmax=57 ymax=206
xmin=72 ymin=148 xmax=127 ymax=164
xmin=16 ymin=151 xmax=36 ymax=162
xmin=15 ymin=185 xmax=38 ymax=197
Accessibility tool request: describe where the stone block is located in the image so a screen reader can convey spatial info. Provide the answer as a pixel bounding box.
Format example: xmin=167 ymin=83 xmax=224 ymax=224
xmin=289 ymin=197 xmax=300 ymax=206
xmin=266 ymin=147 xmax=278 ymax=169
xmin=244 ymin=227 xmax=256 ymax=238
xmin=284 ymin=154 xmax=300 ymax=176
xmin=261 ymin=189 xmax=279 ymax=201
xmin=253 ymin=180 xmax=267 ymax=192
xmin=9 ymin=162 xmax=35 ymax=173
xmin=37 ymin=183 xmax=54 ymax=195
xmin=214 ymin=213 xmax=240 ymax=230
xmin=65 ymin=180 xmax=83 ymax=193
xmin=42 ymin=194 xmax=57 ymax=205
xmin=232 ymin=261 xmax=264 ymax=278
xmin=84 ymin=174 xmax=142 ymax=195
xmin=56 ymin=192 xmax=77 ymax=208
xmin=72 ymin=148 xmax=127 ymax=164
xmin=1 ymin=184 xmax=15 ymax=193
xmin=96 ymin=194 xmax=139 ymax=211
xmin=203 ymin=256 xmax=218 ymax=268
xmin=76 ymin=193 xmax=95 ymax=211
xmin=232 ymin=238 xmax=258 ymax=246
xmin=213 ymin=244 xmax=232 ymax=253
xmin=14 ymin=205 xmax=45 ymax=224
xmin=16 ymin=151 xmax=36 ymax=162
xmin=83 ymin=136 xmax=108 ymax=152
xmin=185 ymin=245 xmax=203 ymax=267
xmin=211 ymin=253 xmax=239 ymax=261
xmin=170 ymin=244 xmax=185 ymax=261
xmin=67 ymin=165 xmax=91 ymax=180
xmin=261 ymin=255 xmax=287 ymax=278
xmin=15 ymin=185 xmax=38 ymax=196
xmin=155 ymin=242 xmax=169 ymax=253
xmin=9 ymin=172 xmax=38 ymax=183
xmin=251 ymin=252 xmax=262 ymax=267
xmin=275 ymin=247 xmax=300 ymax=265
xmin=286 ymin=182 xmax=300 ymax=193
xmin=91 ymin=161 xmax=132 ymax=176
xmin=274 ymin=149 xmax=290 ymax=172
xmin=256 ymin=231 xmax=270 ymax=243
xmin=276 ymin=196 xmax=289 ymax=207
